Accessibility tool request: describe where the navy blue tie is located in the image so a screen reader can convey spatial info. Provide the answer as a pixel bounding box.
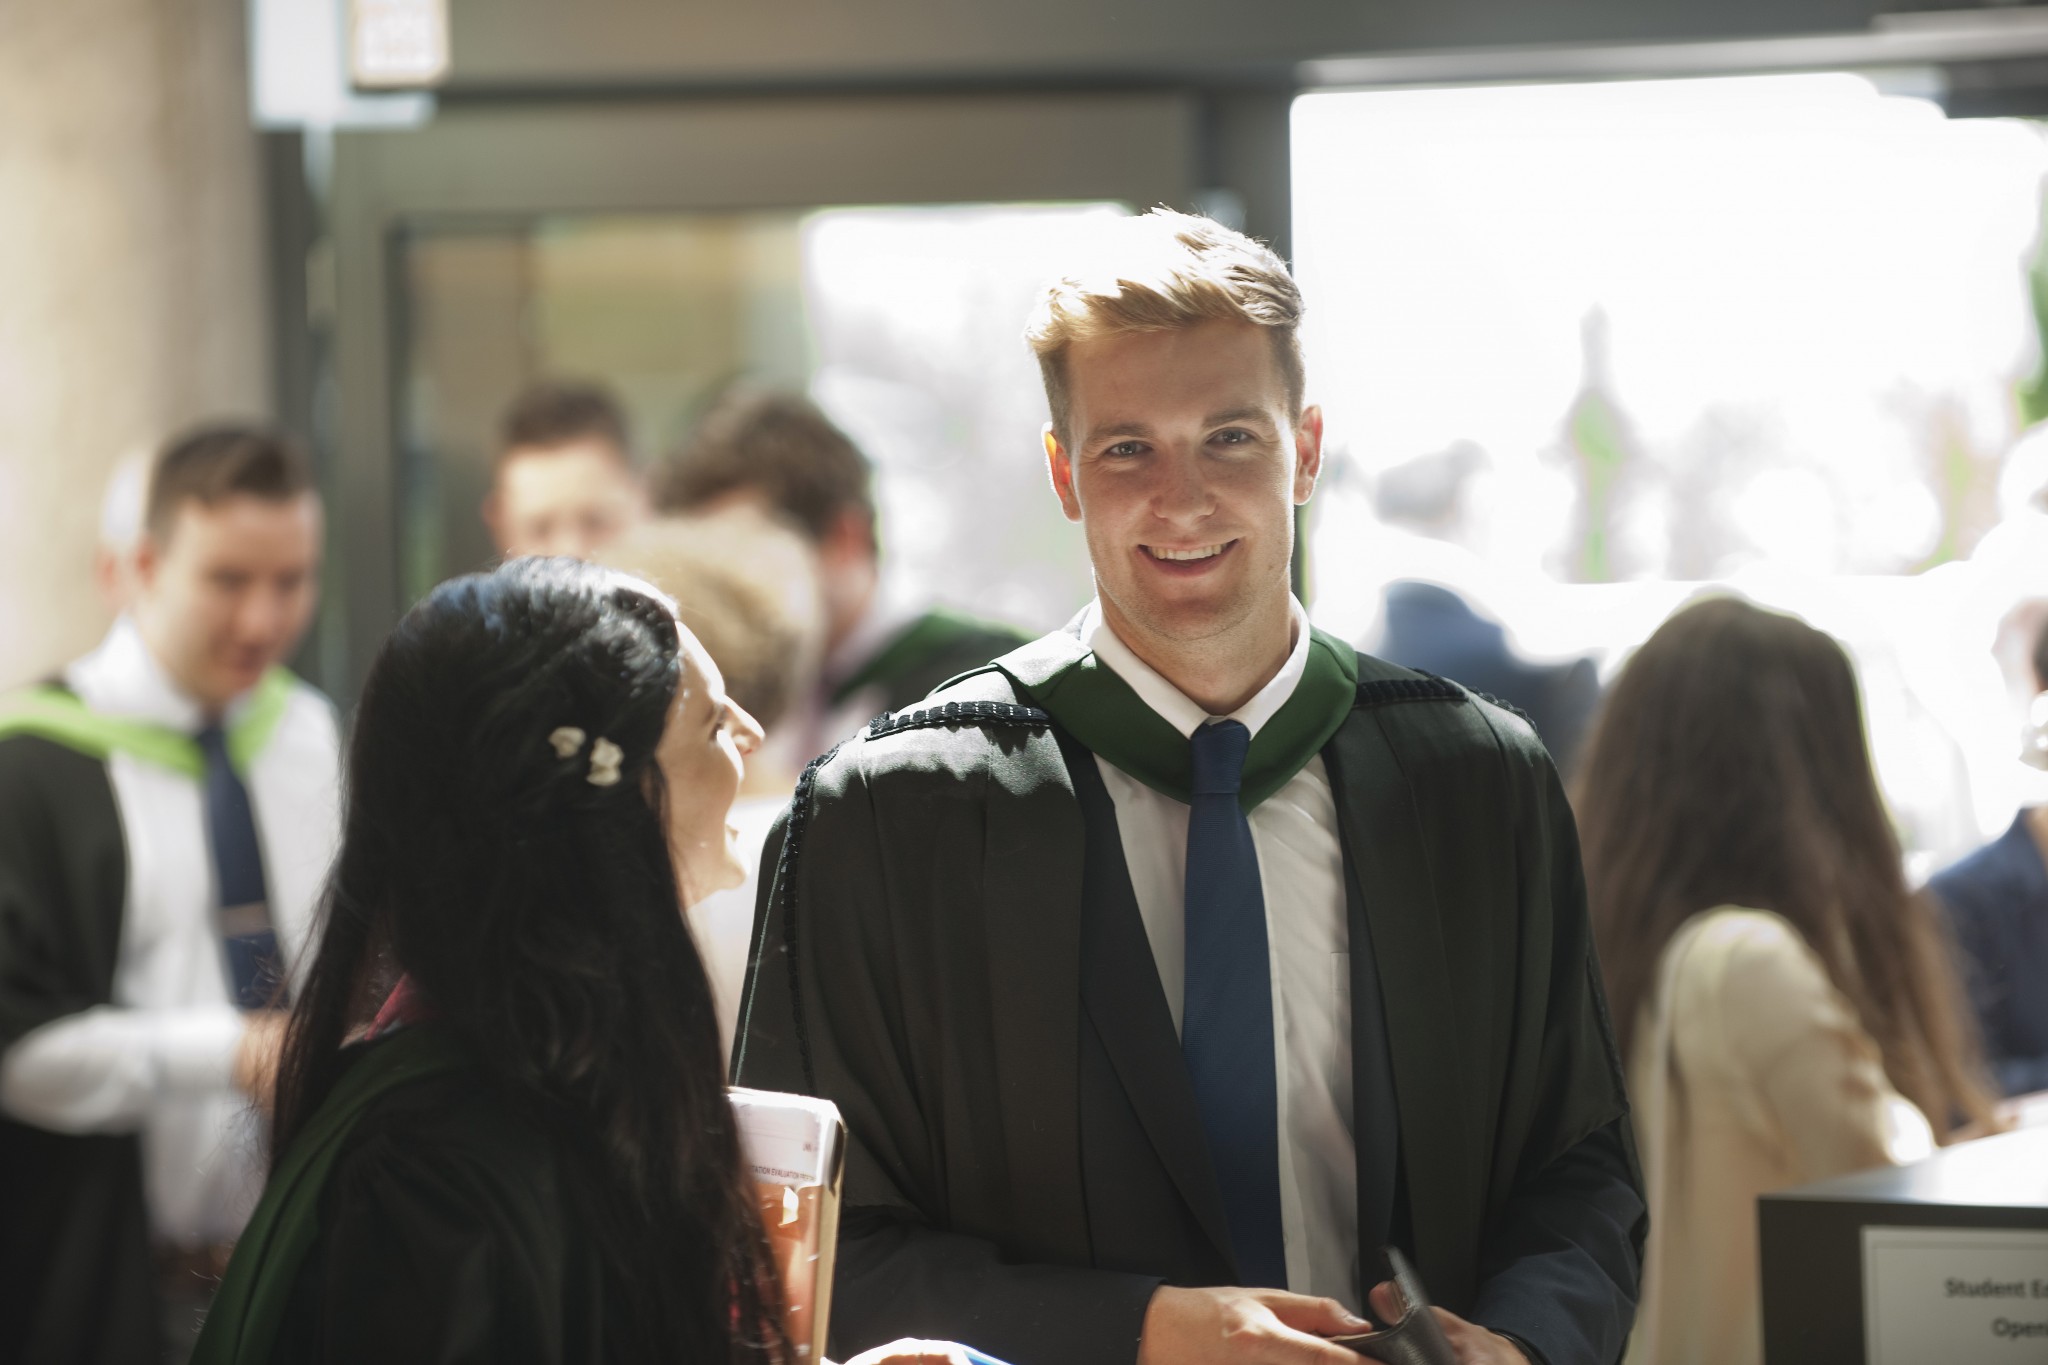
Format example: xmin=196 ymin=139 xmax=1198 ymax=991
xmin=1183 ymin=718 xmax=1286 ymax=1287
xmin=196 ymin=725 xmax=285 ymax=1009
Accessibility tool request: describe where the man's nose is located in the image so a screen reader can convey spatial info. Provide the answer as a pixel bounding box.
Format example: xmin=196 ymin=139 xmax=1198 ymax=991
xmin=1150 ymin=447 xmax=1217 ymax=525
xmin=232 ymin=586 xmax=289 ymax=644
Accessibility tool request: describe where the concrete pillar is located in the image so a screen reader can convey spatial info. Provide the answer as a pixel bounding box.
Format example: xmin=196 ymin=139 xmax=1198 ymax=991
xmin=0 ymin=0 xmax=269 ymax=687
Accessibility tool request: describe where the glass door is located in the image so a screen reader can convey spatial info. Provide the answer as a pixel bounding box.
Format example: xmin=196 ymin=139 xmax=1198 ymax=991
xmin=321 ymin=92 xmax=1200 ymax=695
xmin=394 ymin=203 xmax=1125 ymax=630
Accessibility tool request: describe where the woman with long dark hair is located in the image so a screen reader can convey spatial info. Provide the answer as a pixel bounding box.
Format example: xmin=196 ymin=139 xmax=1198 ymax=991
xmin=1574 ymin=596 xmax=1998 ymax=1365
xmin=192 ymin=559 xmax=958 ymax=1364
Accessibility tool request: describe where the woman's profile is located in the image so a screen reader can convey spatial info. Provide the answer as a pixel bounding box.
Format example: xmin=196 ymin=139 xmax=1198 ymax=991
xmin=1574 ymin=595 xmax=1999 ymax=1365
xmin=193 ymin=558 xmax=961 ymax=1364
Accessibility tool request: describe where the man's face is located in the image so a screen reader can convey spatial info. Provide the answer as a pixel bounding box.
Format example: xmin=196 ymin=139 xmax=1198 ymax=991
xmin=1045 ymin=319 xmax=1321 ymax=650
xmin=486 ymin=442 xmax=647 ymax=560
xmin=133 ymin=494 xmax=323 ymax=710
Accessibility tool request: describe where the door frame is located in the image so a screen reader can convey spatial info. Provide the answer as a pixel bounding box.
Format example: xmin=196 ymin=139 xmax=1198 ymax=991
xmin=311 ymin=90 xmax=1214 ymax=698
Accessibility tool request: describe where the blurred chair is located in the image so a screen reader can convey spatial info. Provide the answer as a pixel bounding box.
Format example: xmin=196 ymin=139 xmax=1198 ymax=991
xmin=1369 ymin=579 xmax=1601 ymax=777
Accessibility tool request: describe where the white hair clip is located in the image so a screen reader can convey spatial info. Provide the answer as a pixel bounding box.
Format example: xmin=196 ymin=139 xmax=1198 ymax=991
xmin=548 ymin=726 xmax=624 ymax=787
xmin=586 ymin=738 xmax=624 ymax=788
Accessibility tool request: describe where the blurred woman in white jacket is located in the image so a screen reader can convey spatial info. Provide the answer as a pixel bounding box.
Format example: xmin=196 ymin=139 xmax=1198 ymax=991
xmin=1573 ymin=597 xmax=1999 ymax=1365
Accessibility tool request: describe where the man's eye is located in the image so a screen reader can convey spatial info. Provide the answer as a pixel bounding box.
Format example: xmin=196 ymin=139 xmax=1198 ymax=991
xmin=1103 ymin=441 xmax=1145 ymax=459
xmin=1213 ymin=429 xmax=1254 ymax=446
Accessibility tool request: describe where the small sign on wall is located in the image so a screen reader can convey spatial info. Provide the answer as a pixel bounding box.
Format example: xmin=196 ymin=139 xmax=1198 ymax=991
xmin=1863 ymin=1226 xmax=2048 ymax=1362
xmin=349 ymin=0 xmax=449 ymax=90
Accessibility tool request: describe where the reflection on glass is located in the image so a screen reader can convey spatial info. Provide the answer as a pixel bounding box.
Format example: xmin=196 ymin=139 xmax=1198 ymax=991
xmin=1293 ymin=74 xmax=2048 ymax=866
xmin=400 ymin=214 xmax=810 ymax=599
xmin=398 ymin=201 xmax=1120 ymax=631
xmin=801 ymin=203 xmax=1124 ymax=633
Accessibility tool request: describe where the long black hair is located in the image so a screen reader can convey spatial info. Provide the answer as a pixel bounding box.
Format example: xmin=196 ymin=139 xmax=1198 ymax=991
xmin=273 ymin=557 xmax=788 ymax=1361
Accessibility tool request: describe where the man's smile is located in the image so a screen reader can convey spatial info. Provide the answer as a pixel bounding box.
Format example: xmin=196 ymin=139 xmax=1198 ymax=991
xmin=1140 ymin=539 xmax=1239 ymax=573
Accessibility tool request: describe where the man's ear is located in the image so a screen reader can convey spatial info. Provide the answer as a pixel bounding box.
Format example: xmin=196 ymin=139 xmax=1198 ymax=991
xmin=1292 ymin=404 xmax=1326 ymax=506
xmin=1045 ymin=424 xmax=1082 ymax=523
xmin=132 ymin=531 xmax=161 ymax=592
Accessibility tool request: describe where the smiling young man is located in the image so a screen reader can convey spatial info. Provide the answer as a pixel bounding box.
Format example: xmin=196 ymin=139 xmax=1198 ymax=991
xmin=0 ymin=424 xmax=341 ymax=1362
xmin=734 ymin=211 xmax=1645 ymax=1365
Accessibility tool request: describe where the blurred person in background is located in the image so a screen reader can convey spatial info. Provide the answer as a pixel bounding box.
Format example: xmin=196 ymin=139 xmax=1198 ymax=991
xmin=94 ymin=449 xmax=152 ymax=611
xmin=0 ymin=424 xmax=341 ymax=1363
xmin=189 ymin=558 xmax=964 ymax=1365
xmin=598 ymin=509 xmax=827 ymax=1053
xmin=656 ymin=385 xmax=1027 ymax=755
xmin=1361 ymin=445 xmax=1602 ymax=778
xmin=483 ymin=378 xmax=649 ymax=561
xmin=1926 ymin=601 xmax=2048 ymax=1098
xmin=1574 ymin=596 xmax=1999 ymax=1365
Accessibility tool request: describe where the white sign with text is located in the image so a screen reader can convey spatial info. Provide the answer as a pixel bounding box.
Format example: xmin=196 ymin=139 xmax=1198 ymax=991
xmin=1863 ymin=1225 xmax=2048 ymax=1363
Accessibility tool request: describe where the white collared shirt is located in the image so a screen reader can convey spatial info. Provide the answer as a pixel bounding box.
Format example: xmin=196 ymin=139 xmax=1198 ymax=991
xmin=0 ymin=618 xmax=341 ymax=1245
xmin=1081 ymin=597 xmax=1361 ymax=1308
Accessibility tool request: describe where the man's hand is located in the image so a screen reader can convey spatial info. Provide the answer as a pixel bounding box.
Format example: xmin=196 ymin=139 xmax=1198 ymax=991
xmin=1365 ymin=1282 xmax=1529 ymax=1365
xmin=232 ymin=1011 xmax=287 ymax=1108
xmin=839 ymin=1341 xmax=975 ymax=1365
xmin=1138 ymin=1285 xmax=1375 ymax=1364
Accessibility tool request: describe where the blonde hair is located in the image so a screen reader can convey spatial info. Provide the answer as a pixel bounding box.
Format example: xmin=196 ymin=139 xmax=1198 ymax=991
xmin=1025 ymin=208 xmax=1305 ymax=441
xmin=596 ymin=510 xmax=825 ymax=734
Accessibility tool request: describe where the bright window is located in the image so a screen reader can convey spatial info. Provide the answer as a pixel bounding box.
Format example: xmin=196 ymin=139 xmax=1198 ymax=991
xmin=1293 ymin=75 xmax=2048 ymax=865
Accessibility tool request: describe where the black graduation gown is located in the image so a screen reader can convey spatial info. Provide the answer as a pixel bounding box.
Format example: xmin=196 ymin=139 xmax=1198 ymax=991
xmin=733 ymin=639 xmax=1646 ymax=1365
xmin=266 ymin=1043 xmax=617 ymax=1364
xmin=832 ymin=609 xmax=1034 ymax=717
xmin=0 ymin=731 xmax=157 ymax=1365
